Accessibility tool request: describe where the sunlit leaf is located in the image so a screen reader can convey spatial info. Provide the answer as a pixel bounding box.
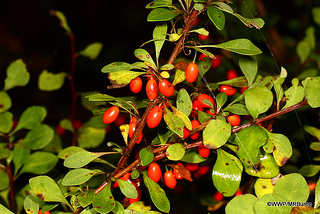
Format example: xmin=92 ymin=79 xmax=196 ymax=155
xmin=4 ymin=59 xmax=29 ymax=91
xmin=283 ymin=78 xmax=304 ymax=109
xmin=64 ymin=151 xmax=110 ymax=168
xmin=38 ymin=70 xmax=67 ymax=91
xmin=108 ymin=71 xmax=146 ymax=89
xmin=118 ymin=179 xmax=138 ymax=199
xmin=62 ymin=168 xmax=102 ymax=186
xmin=254 ymin=193 xmax=291 ymax=213
xmin=267 ymin=132 xmax=292 ymax=166
xmin=166 ymin=143 xmax=185 ymax=161
xmin=226 ymin=194 xmax=258 ymax=214
xmin=203 ymin=119 xmax=231 ymax=149
xmin=78 ymin=42 xmax=103 ymax=60
xmin=254 ymin=178 xmax=273 ymax=198
xmin=50 ymin=10 xmax=72 ymax=34
xmin=302 ymin=76 xmax=320 ymax=108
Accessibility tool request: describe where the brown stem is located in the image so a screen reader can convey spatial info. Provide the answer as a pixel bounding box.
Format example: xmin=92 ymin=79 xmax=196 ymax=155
xmin=68 ymin=33 xmax=79 ymax=146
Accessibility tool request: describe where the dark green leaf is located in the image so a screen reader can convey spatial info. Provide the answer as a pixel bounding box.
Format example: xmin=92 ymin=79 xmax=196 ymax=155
xmin=146 ymin=0 xmax=174 ymax=9
xmin=297 ymin=40 xmax=310 ymax=63
xmin=101 ymin=62 xmax=137 ymax=73
xmin=213 ymin=2 xmax=233 ymax=13
xmin=0 ymin=111 xmax=13 ymax=133
xmin=207 ymin=5 xmax=225 ymax=30
xmin=13 ymin=143 xmax=30 ymax=176
xmin=217 ymin=76 xmax=248 ymax=87
xmin=14 ymin=106 xmax=47 ymax=132
xmin=299 ymin=164 xmax=320 ymax=177
xmin=57 ymin=146 xmax=87 ymax=159
xmin=92 ymin=182 xmax=115 ymax=213
xmin=212 ymin=149 xmax=243 ymax=197
xmin=38 ymin=70 xmax=67 ymax=91
xmin=245 ymin=86 xmax=273 ymax=119
xmin=140 ymin=147 xmax=154 ymax=166
xmin=197 ymin=57 xmax=212 ymax=77
xmin=274 ymin=67 xmax=287 ymax=110
xmin=302 ymin=76 xmax=320 ymax=108
xmin=0 ymin=91 xmax=12 ymax=113
xmin=224 ymin=103 xmax=250 ymax=115
xmin=0 ymin=169 xmax=9 ymax=190
xmin=77 ymin=126 xmax=106 ymax=149
xmin=4 ymin=59 xmax=29 ymax=91
xmin=20 ymin=152 xmax=58 ymax=175
xmin=239 ymin=56 xmax=257 ymax=86
xmin=142 ymin=172 xmax=170 ymax=213
xmin=153 ymin=23 xmax=167 ymax=65
xmin=180 ymin=150 xmax=206 ymax=163
xmin=64 ymin=151 xmax=110 ymax=168
xmin=22 ymin=124 xmax=54 ymax=150
xmin=216 ymin=92 xmax=227 ymax=112
xmin=283 ymin=78 xmax=304 ymax=109
xmin=176 ymin=89 xmax=192 ymax=116
xmin=62 ymin=168 xmax=101 ymax=186
xmin=118 ymin=179 xmax=138 ymax=199
xmin=78 ymin=190 xmax=95 ymax=208
xmin=147 ymin=8 xmax=180 ymax=22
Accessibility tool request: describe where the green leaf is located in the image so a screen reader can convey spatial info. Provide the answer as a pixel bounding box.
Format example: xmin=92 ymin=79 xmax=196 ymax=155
xmin=297 ymin=40 xmax=311 ymax=63
xmin=4 ymin=59 xmax=29 ymax=91
xmin=216 ymin=92 xmax=227 ymax=112
xmin=108 ymin=71 xmax=147 ymax=89
xmin=78 ymin=42 xmax=103 ymax=60
xmin=207 ymin=5 xmax=225 ymax=30
xmin=315 ymin=178 xmax=320 ymax=208
xmin=224 ymin=103 xmax=250 ymax=115
xmin=172 ymin=69 xmax=186 ymax=86
xmin=235 ymin=125 xmax=267 ymax=167
xmin=0 ymin=169 xmax=9 ymax=190
xmin=0 ymin=111 xmax=13 ymax=133
xmin=254 ymin=178 xmax=273 ymax=198
xmin=190 ymin=28 xmax=209 ymax=36
xmin=305 ymin=27 xmax=315 ymax=50
xmin=57 ymin=146 xmax=87 ymax=159
xmin=14 ymin=106 xmax=47 ymax=132
xmin=274 ymin=67 xmax=287 ymax=110
xmin=310 ymin=142 xmax=320 ymax=151
xmin=13 ymin=143 xmax=30 ymax=176
xmin=245 ymin=86 xmax=273 ymax=119
xmin=23 ymin=194 xmax=39 ymax=214
xmin=304 ymin=125 xmax=320 ymax=141
xmin=22 ymin=125 xmax=54 ymax=150
xmin=160 ymin=63 xmax=174 ymax=71
xmin=226 ymin=194 xmax=258 ymax=214
xmin=101 ymin=62 xmax=137 ymax=73
xmin=199 ymin=39 xmax=262 ymax=56
xmin=50 ymin=10 xmax=72 ymax=34
xmin=176 ymin=89 xmax=192 ymax=117
xmin=118 ymin=179 xmax=138 ymax=199
xmin=197 ymin=57 xmax=212 ymax=77
xmin=92 ymin=182 xmax=115 ymax=213
xmin=0 ymin=91 xmax=12 ymax=113
xmin=239 ymin=56 xmax=257 ymax=87
xmin=267 ymin=132 xmax=292 ymax=166
xmin=213 ymin=2 xmax=233 ymax=13
xmin=134 ymin=48 xmax=156 ymax=68
xmin=254 ymin=193 xmax=291 ymax=214
xmin=302 ymin=76 xmax=320 ymax=108
xmin=171 ymin=106 xmax=192 ymax=130
xmin=29 ymin=175 xmax=70 ymax=206
xmin=153 ymin=23 xmax=167 ymax=65
xmin=157 ymin=126 xmax=172 ymax=144
xmin=181 ymin=150 xmax=206 ymax=163
xmin=60 ymin=118 xmax=75 ymax=133
xmin=20 ymin=151 xmax=58 ymax=175
xmin=203 ymin=119 xmax=231 ymax=149
xmin=77 ymin=126 xmax=106 ymax=149
xmin=274 ymin=173 xmax=309 ymax=202
xmin=38 ymin=70 xmax=68 ymax=91
xmin=163 ymin=107 xmax=185 ymax=138
xmin=0 ymin=204 xmax=14 ymax=214
xmin=140 ymin=147 xmax=154 ymax=166
xmin=283 ymin=78 xmax=304 ymax=109
xmin=64 ymin=151 xmax=110 ymax=168
xmin=312 ymin=7 xmax=320 ymax=26
xmin=245 ymin=152 xmax=279 ymax=178
xmin=142 ymin=172 xmax=170 ymax=213
xmin=147 ymin=8 xmax=180 ymax=22
xmin=146 ymin=0 xmax=174 ymax=9
xmin=232 ymin=13 xmax=265 ymax=29
xmin=212 ymin=149 xmax=243 ymax=197
xmin=217 ymin=76 xmax=248 ymax=88
xmin=299 ymin=165 xmax=320 ymax=177
xmin=62 ymin=168 xmax=101 ymax=186
xmin=166 ymin=143 xmax=185 ymax=161
xmin=78 ymin=190 xmax=95 ymax=208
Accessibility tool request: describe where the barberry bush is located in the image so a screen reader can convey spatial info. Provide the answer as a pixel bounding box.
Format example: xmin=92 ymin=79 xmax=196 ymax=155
xmin=1 ymin=1 xmax=320 ymax=214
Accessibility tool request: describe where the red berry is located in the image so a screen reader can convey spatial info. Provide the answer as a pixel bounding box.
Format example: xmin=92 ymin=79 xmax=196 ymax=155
xmin=309 ymin=182 xmax=317 ymax=191
xmin=147 ymin=106 xmax=163 ymax=128
xmin=148 ymin=162 xmax=161 ymax=183
xmin=164 ymin=171 xmax=177 ymax=189
xmin=103 ymin=106 xmax=120 ymax=124
xmin=198 ymin=145 xmax=210 ymax=158
xmin=211 ymin=55 xmax=222 ymax=69
xmin=198 ymin=53 xmax=206 ymax=61
xmin=38 ymin=210 xmax=51 ymax=214
xmin=195 ymin=165 xmax=211 ymax=177
xmin=56 ymin=124 xmax=66 ymax=136
xmin=219 ymin=85 xmax=237 ymax=96
xmin=199 ymin=34 xmax=210 ymax=40
xmin=192 ymin=99 xmax=204 ymax=111
xmin=190 ymin=120 xmax=201 ymax=140
xmin=183 ymin=127 xmax=190 ymax=139
xmin=184 ymin=163 xmax=199 ymax=172
xmin=146 ymin=78 xmax=158 ymax=101
xmin=226 ymin=69 xmax=238 ymax=80
xmin=129 ymin=187 xmax=142 ymax=204
xmin=185 ymin=63 xmax=199 ymax=83
xmin=128 ymin=120 xmax=143 ymax=144
xmin=206 ymin=109 xmax=215 ymax=116
xmin=159 ymin=79 xmax=174 ymax=97
xmin=234 ymin=188 xmax=243 ymax=197
xmin=173 ymin=163 xmax=184 ymax=180
xmin=197 ymin=94 xmax=215 ymax=109
xmin=240 ymin=87 xmax=248 ymax=94
xmin=129 ymin=77 xmax=143 ymax=93
xmin=72 ymin=120 xmax=82 ymax=130
xmin=227 ymin=114 xmax=241 ymax=126
xmin=213 ymin=191 xmax=224 ymax=201
xmin=192 ymin=17 xmax=199 ymax=26
xmin=114 ymin=114 xmax=126 ymax=127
